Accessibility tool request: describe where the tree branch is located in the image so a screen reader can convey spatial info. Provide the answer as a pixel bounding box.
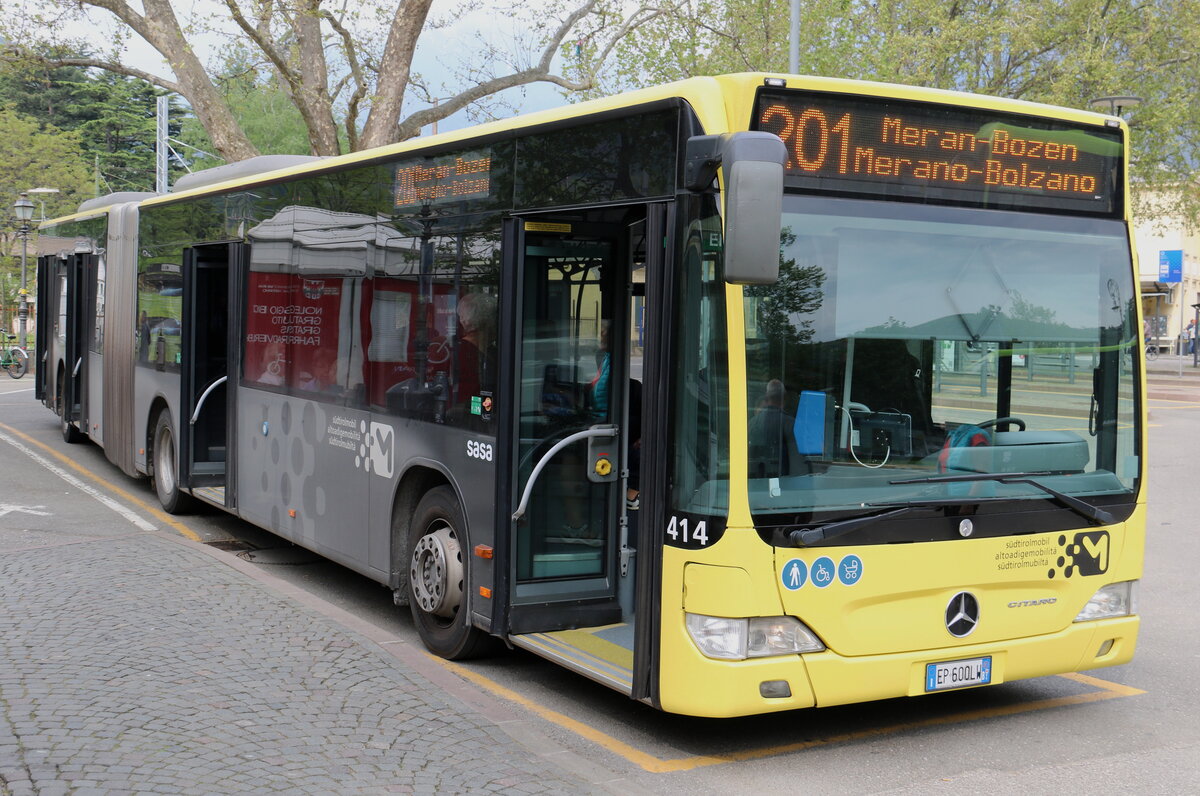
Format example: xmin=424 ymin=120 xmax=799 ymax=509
xmin=392 ymin=2 xmax=674 ymax=141
xmin=2 ymin=51 xmax=182 ymax=93
xmin=321 ymin=6 xmax=370 ymax=151
xmin=222 ymin=0 xmax=299 ymax=94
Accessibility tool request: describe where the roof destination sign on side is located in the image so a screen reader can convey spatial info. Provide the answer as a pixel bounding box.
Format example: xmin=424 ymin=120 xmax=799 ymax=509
xmin=394 ymin=149 xmax=492 ymax=209
xmin=753 ymin=90 xmax=1123 ymax=215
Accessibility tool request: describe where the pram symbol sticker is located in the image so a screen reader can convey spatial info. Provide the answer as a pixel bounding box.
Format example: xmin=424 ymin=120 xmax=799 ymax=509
xmin=838 ymin=555 xmax=863 ymax=586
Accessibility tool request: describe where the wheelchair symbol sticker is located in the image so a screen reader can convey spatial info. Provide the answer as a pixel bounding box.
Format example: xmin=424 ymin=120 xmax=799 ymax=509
xmin=782 ymin=559 xmax=808 ymax=590
xmin=811 ymin=556 xmax=835 ymax=588
xmin=838 ymin=555 xmax=863 ymax=586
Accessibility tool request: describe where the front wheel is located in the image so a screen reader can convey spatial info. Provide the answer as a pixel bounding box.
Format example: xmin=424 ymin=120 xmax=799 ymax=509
xmin=407 ymin=486 xmax=490 ymax=660
xmin=152 ymin=411 xmax=194 ymax=514
xmin=6 ymin=348 xmax=27 ymax=379
xmin=1145 ymin=345 xmax=1159 ymax=361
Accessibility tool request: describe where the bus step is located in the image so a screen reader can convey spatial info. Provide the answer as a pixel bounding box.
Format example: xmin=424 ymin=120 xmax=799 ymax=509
xmin=509 ymin=624 xmax=633 ymax=695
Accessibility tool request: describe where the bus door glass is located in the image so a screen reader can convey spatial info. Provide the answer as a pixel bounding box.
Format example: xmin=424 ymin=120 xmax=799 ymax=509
xmin=179 ymin=243 xmax=238 ymax=498
xmin=34 ymin=254 xmax=52 ymax=402
xmin=506 ymin=214 xmax=633 ymax=623
xmin=60 ymin=253 xmax=91 ymax=426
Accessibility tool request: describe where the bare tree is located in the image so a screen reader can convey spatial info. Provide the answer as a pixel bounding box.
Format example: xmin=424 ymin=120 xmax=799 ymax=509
xmin=1 ymin=0 xmax=673 ymax=160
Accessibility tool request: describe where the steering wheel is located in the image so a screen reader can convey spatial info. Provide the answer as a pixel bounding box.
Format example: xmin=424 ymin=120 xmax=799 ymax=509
xmin=977 ymin=416 xmax=1026 ymax=431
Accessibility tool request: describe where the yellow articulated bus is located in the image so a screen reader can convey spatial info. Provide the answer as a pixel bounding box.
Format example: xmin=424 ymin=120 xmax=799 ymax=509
xmin=37 ymin=73 xmax=1141 ymax=717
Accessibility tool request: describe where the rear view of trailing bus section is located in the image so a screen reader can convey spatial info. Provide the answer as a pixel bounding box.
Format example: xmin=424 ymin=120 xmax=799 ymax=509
xmin=35 ymin=73 xmax=1143 ymax=718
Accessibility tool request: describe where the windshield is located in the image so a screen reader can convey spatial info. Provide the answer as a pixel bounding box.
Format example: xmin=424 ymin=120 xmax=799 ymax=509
xmin=744 ymin=196 xmax=1139 ymax=526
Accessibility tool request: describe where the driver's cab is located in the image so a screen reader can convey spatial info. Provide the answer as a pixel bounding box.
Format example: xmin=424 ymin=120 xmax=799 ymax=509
xmin=745 ymin=333 xmax=1097 ymax=511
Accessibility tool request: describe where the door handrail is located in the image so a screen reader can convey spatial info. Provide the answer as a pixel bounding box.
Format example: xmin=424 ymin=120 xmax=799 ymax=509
xmin=190 ymin=376 xmax=228 ymax=424
xmin=512 ymin=425 xmax=617 ymax=521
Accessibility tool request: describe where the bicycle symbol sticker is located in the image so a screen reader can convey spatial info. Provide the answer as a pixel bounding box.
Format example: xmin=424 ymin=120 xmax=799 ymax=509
xmin=811 ymin=556 xmax=835 ymax=588
xmin=838 ymin=554 xmax=863 ymax=586
xmin=781 ymin=559 xmax=808 ymax=591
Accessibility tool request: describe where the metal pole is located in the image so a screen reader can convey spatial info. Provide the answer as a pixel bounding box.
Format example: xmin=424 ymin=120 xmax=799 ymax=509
xmin=156 ymin=95 xmax=169 ymax=193
xmin=789 ymin=0 xmax=800 ymax=73
xmin=18 ymin=225 xmax=28 ymax=349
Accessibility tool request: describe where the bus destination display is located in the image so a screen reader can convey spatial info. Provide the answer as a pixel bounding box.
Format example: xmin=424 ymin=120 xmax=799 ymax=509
xmin=753 ymin=91 xmax=1122 ymax=214
xmin=394 ymin=149 xmax=492 ymax=209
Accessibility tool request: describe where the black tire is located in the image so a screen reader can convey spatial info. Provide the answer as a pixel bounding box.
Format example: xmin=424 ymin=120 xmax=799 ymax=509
xmin=152 ymin=410 xmax=195 ymax=514
xmin=6 ymin=348 xmax=26 ymax=379
xmin=408 ymin=486 xmax=490 ymax=660
xmin=56 ymin=375 xmax=85 ymax=443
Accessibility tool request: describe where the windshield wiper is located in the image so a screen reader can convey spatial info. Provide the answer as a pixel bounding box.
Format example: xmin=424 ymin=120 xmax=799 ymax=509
xmin=777 ymin=505 xmax=934 ymax=547
xmin=889 ymin=471 xmax=1116 ymax=526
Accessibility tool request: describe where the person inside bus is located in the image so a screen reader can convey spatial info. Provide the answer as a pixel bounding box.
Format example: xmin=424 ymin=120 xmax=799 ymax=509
xmin=297 ymin=347 xmax=341 ymax=395
xmin=590 ymin=320 xmax=612 ymax=419
xmin=749 ymin=379 xmax=796 ymax=478
xmin=454 ymin=292 xmax=496 ymax=401
xmin=590 ymin=321 xmax=643 ymax=510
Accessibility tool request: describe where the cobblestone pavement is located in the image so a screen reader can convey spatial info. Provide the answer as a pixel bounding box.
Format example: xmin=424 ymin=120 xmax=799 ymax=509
xmin=0 ymin=508 xmax=596 ymax=794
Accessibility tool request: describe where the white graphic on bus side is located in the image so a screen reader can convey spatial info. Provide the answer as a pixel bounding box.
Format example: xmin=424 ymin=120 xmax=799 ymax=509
xmin=329 ymin=416 xmax=394 ymax=478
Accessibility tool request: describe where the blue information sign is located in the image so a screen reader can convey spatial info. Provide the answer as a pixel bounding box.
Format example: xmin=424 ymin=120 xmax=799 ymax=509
xmin=1159 ymin=250 xmax=1183 ymax=284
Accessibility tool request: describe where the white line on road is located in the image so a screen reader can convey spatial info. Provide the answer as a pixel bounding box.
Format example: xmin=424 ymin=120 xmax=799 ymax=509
xmin=0 ymin=432 xmax=157 ymax=531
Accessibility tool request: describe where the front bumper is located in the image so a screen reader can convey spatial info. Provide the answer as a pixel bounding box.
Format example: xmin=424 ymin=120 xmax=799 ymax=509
xmin=658 ymin=615 xmax=1138 ymax=717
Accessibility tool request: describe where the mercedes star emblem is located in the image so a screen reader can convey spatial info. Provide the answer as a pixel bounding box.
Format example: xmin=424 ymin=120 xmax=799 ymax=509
xmin=945 ymin=591 xmax=980 ymax=638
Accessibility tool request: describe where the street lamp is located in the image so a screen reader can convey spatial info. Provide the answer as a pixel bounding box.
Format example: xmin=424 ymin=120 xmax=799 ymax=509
xmin=13 ymin=193 xmax=34 ymax=350
xmin=27 ymin=187 xmax=60 ymax=221
xmin=1089 ymin=95 xmax=1142 ymax=118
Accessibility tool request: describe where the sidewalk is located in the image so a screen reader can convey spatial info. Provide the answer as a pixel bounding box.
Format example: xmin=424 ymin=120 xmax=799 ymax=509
xmin=0 ymin=440 xmax=598 ymax=794
xmin=1145 ymin=352 xmax=1200 ymax=378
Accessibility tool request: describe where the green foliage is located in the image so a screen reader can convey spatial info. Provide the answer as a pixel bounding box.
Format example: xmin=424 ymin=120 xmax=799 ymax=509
xmin=0 ymin=108 xmax=92 ymax=309
xmin=212 ymin=46 xmax=317 ymax=156
xmin=0 ymin=59 xmax=193 ymax=192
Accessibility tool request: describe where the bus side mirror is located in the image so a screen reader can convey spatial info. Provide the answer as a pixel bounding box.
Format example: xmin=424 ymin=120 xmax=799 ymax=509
xmin=685 ymin=132 xmax=786 ymax=285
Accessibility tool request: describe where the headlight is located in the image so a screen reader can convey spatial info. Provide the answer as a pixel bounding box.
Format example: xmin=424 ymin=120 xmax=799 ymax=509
xmin=685 ymin=614 xmax=825 ymax=660
xmin=1074 ymin=580 xmax=1138 ymax=622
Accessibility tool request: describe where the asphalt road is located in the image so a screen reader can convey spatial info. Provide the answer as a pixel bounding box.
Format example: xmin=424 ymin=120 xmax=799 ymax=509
xmin=0 ymin=372 xmax=1196 ymax=794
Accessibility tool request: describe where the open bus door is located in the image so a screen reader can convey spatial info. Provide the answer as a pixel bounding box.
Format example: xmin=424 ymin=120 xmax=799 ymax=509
xmin=34 ymin=254 xmax=52 ymax=403
xmin=495 ymin=204 xmax=668 ymax=700
xmin=58 ymin=252 xmax=94 ymax=442
xmin=179 ymin=243 xmax=243 ymax=507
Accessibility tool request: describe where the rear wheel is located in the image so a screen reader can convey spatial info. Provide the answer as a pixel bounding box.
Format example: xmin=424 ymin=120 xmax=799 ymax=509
xmin=56 ymin=374 xmax=84 ymax=443
xmin=408 ymin=486 xmax=490 ymax=660
xmin=6 ymin=348 xmax=27 ymax=379
xmin=152 ymin=410 xmax=194 ymax=514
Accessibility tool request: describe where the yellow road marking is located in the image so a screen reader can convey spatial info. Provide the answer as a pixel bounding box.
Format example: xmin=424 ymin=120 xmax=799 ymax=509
xmin=1057 ymin=671 xmax=1146 ymax=697
xmin=0 ymin=422 xmax=202 ymax=542
xmin=442 ymin=661 xmax=1144 ymax=773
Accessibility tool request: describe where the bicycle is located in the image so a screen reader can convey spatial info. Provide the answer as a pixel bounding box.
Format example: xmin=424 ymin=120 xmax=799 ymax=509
xmin=1 ymin=335 xmax=29 ymax=379
xmin=1145 ymin=342 xmax=1159 ymax=362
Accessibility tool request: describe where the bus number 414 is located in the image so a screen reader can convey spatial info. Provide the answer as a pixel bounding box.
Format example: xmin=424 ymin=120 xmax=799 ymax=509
xmin=666 ymin=515 xmax=708 ymax=546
